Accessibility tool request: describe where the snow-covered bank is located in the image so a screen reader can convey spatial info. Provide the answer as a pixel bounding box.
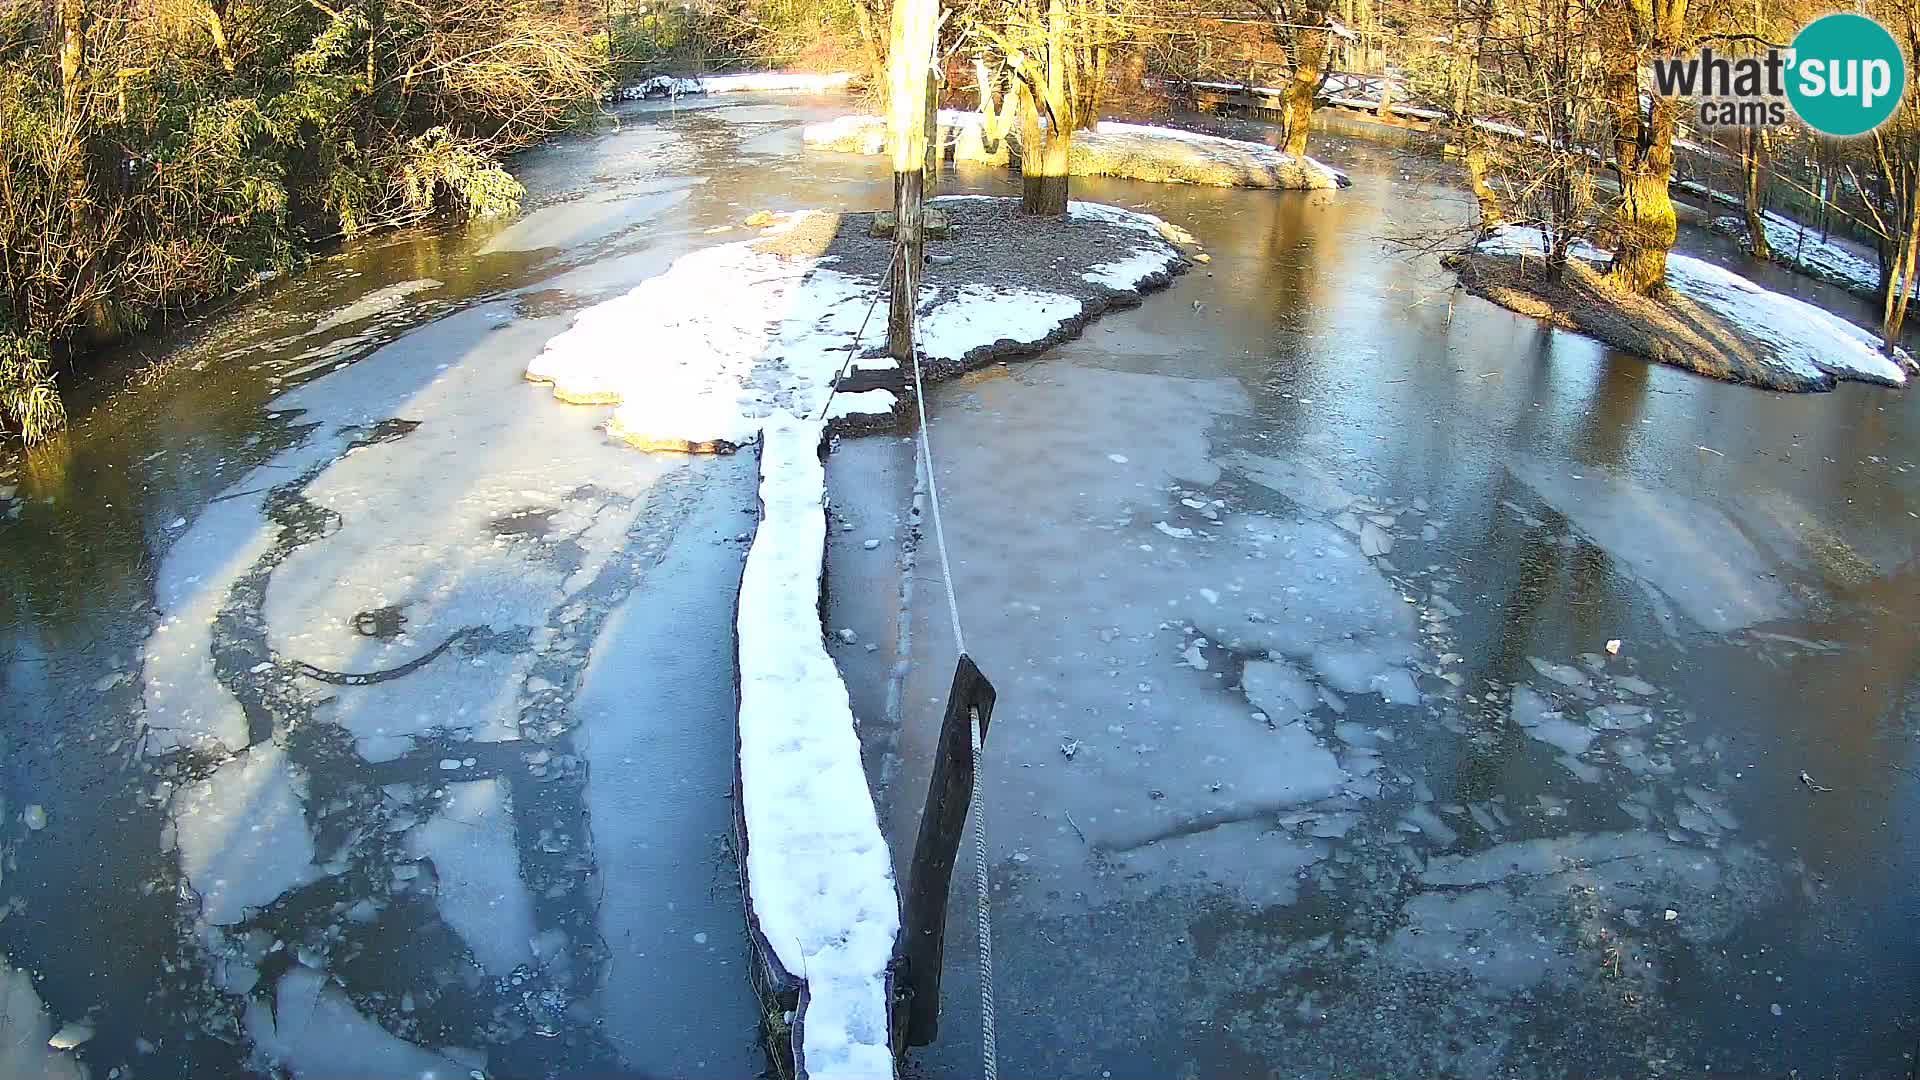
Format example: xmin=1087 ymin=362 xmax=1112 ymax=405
xmin=617 ymin=71 xmax=856 ymax=101
xmin=803 ymin=112 xmax=1347 ymax=190
xmin=736 ymin=417 xmax=898 ymax=1080
xmin=525 ymin=196 xmax=1195 ymax=449
xmin=1711 ymin=212 xmax=1883 ymax=298
xmin=526 ymin=195 xmax=1192 ymax=1074
xmin=1463 ymin=225 xmax=1912 ymax=392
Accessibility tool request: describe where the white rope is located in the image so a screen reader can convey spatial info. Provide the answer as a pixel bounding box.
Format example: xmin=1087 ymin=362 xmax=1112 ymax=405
xmin=904 ymin=265 xmax=995 ymax=1080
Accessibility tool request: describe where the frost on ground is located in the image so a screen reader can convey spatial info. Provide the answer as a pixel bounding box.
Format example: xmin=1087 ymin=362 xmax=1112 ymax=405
xmin=803 ymin=112 xmax=1346 ymax=189
xmin=1472 ymin=226 xmax=1912 ymax=391
xmin=736 ymin=418 xmax=897 ymax=1080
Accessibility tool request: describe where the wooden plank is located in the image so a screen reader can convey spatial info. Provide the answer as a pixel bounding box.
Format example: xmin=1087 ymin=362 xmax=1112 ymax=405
xmin=896 ymin=653 xmax=997 ymax=1047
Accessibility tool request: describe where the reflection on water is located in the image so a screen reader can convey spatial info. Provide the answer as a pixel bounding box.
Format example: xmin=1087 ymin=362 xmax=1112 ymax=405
xmin=0 ymin=99 xmax=1915 ymax=1079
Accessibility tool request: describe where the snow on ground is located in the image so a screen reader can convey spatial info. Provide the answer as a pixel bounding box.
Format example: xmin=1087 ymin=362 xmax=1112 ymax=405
xmin=916 ymin=284 xmax=1081 ymax=363
xmin=618 ymin=71 xmax=855 ymax=101
xmin=1477 ymin=225 xmax=1911 ymax=389
xmin=0 ymin=956 xmax=88 ymax=1080
xmin=737 ymin=417 xmax=897 ymax=1080
xmin=526 ymin=214 xmax=897 ymax=450
xmin=802 ymin=113 xmax=1346 ymax=189
xmin=1714 ymin=211 xmax=1882 ymax=296
xmin=407 ymin=779 xmax=536 ymax=976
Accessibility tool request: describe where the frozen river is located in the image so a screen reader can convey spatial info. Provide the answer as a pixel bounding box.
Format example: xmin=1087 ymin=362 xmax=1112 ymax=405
xmin=1 ymin=95 xmax=1916 ymax=1078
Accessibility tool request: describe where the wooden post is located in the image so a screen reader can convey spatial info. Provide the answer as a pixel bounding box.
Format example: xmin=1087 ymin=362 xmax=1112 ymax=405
xmin=898 ymin=654 xmax=996 ymax=1047
xmin=886 ymin=0 xmax=938 ymax=361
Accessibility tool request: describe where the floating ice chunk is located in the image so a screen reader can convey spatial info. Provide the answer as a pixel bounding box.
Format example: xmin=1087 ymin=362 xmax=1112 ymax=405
xmin=407 ymin=779 xmax=535 ymax=977
xmin=1588 ymin=704 xmax=1652 ymax=731
xmin=1402 ymin=804 xmax=1459 ymax=846
xmin=1369 ymin=667 xmax=1419 ymax=706
xmin=1509 ymin=456 xmax=1793 ymax=632
xmin=1526 ymin=656 xmax=1588 ymax=688
xmin=1154 ymin=522 xmax=1192 ymax=540
xmin=1508 ymin=685 xmax=1555 ymax=728
xmin=1222 ymin=451 xmax=1359 ymax=514
xmin=1530 ymin=718 xmax=1597 ymax=756
xmin=1241 ymin=658 xmax=1317 ymax=726
xmin=1358 ymin=521 xmax=1393 ymax=557
xmin=245 ymin=966 xmax=472 ymax=1079
xmin=173 ymin=743 xmax=319 ymax=925
xmin=312 ymin=278 xmax=443 ymax=334
xmin=0 ymin=957 xmax=86 ymax=1080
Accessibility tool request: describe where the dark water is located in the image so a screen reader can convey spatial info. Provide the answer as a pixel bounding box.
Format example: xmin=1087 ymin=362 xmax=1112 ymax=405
xmin=871 ymin=136 xmax=1919 ymax=1077
xmin=0 ymin=96 xmax=1914 ymax=1079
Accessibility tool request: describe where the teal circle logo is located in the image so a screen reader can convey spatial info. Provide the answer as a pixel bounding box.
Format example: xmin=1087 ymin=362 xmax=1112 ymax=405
xmin=1786 ymin=13 xmax=1907 ymax=137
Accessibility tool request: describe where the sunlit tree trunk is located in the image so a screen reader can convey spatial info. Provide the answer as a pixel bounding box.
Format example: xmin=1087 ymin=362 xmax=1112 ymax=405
xmin=58 ymin=0 xmax=86 ymax=116
xmin=1884 ymin=192 xmax=1918 ymax=349
xmin=1599 ymin=1 xmax=1687 ymax=296
xmin=1742 ymin=127 xmax=1770 ymax=260
xmin=206 ymin=0 xmax=236 ymax=74
xmin=1281 ymin=0 xmax=1335 ymax=159
xmin=1451 ymin=0 xmax=1500 ymax=230
xmin=1019 ymin=0 xmax=1072 ymax=216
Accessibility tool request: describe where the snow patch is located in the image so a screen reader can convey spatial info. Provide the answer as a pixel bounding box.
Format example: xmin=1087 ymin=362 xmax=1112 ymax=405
xmin=619 ymin=71 xmax=855 ymax=101
xmin=736 ymin=418 xmax=896 ymax=1080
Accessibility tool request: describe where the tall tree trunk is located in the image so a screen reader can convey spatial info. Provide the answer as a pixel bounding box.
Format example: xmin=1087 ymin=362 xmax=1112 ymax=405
xmin=1885 ymin=191 xmax=1918 ymax=350
xmin=923 ymin=55 xmax=941 ymax=197
xmin=1281 ymin=0 xmax=1335 ymax=159
xmin=851 ymin=0 xmax=888 ymax=94
xmin=1600 ymin=2 xmax=1685 ymax=296
xmin=1452 ymin=4 xmax=1499 ymax=229
xmin=1020 ymin=0 xmax=1072 ymax=216
xmin=206 ymin=0 xmax=236 ymax=74
xmin=1742 ymin=127 xmax=1770 ymax=260
xmin=1023 ymin=128 xmax=1070 ymax=214
xmin=58 ymin=0 xmax=86 ymax=116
